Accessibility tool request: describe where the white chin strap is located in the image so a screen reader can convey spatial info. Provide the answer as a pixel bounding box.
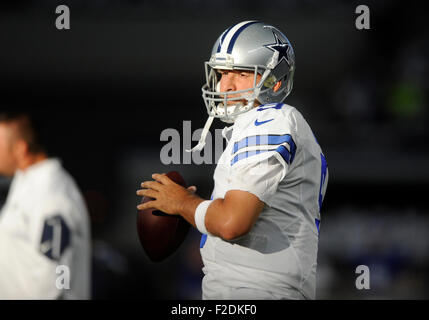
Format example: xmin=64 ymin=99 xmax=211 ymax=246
xmin=185 ymin=115 xmax=215 ymax=152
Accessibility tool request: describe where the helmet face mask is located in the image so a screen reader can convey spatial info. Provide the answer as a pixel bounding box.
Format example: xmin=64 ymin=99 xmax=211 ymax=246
xmin=202 ymin=63 xmax=268 ymax=123
xmin=201 ymin=21 xmax=295 ymax=123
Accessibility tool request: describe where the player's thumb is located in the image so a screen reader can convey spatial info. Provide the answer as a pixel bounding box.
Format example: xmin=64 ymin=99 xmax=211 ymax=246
xmin=187 ymin=186 xmax=197 ymax=194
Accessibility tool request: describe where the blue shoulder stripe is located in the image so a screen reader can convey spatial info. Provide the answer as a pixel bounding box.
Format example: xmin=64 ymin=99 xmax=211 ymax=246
xmin=232 ymin=134 xmax=296 ymax=161
xmin=230 ymin=144 xmax=293 ymax=166
xmin=256 ymin=103 xmax=284 ymax=111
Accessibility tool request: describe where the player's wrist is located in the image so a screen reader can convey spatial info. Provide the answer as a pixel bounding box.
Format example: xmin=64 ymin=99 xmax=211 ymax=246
xmin=177 ymin=193 xmax=204 ymax=224
xmin=194 ymin=200 xmax=213 ymax=235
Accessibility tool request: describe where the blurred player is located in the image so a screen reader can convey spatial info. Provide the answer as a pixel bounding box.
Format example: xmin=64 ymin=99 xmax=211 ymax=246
xmin=137 ymin=21 xmax=328 ymax=299
xmin=0 ymin=112 xmax=91 ymax=299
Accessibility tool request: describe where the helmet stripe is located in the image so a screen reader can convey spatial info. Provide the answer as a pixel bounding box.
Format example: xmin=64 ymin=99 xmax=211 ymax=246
xmin=219 ymin=20 xmax=257 ymax=54
xmin=217 ymin=25 xmax=234 ymax=53
xmin=226 ymin=21 xmax=259 ymax=54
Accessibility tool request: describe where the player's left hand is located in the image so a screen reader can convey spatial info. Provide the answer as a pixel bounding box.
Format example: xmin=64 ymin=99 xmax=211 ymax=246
xmin=136 ymin=173 xmax=197 ymax=215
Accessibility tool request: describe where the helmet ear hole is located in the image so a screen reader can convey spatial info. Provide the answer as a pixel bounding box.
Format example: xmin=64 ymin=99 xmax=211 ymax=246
xmin=263 ymin=75 xmax=277 ymax=88
xmin=273 ymin=81 xmax=282 ymax=92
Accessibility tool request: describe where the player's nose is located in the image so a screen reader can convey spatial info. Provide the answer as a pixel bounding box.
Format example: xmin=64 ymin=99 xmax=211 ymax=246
xmin=220 ymin=73 xmax=236 ymax=92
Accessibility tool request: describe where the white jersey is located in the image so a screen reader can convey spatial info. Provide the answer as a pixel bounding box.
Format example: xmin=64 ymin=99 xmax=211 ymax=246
xmin=0 ymin=158 xmax=91 ymax=299
xmin=200 ymin=103 xmax=328 ymax=300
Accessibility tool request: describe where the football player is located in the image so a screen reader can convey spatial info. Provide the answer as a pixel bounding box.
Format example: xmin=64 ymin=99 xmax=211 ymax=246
xmin=0 ymin=112 xmax=91 ymax=299
xmin=137 ymin=21 xmax=328 ymax=299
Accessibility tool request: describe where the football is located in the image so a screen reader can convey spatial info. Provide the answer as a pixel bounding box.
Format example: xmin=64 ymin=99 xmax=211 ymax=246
xmin=136 ymin=171 xmax=191 ymax=262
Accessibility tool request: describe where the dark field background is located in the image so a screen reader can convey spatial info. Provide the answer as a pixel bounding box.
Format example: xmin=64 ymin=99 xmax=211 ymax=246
xmin=0 ymin=0 xmax=428 ymax=299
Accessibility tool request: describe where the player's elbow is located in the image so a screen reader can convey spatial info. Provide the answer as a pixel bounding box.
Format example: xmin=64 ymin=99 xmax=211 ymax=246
xmin=220 ymin=219 xmax=251 ymax=241
xmin=208 ymin=195 xmax=260 ymax=241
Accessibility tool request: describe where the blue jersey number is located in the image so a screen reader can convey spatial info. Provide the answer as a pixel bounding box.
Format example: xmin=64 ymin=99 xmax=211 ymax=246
xmin=40 ymin=215 xmax=70 ymax=261
xmin=318 ymin=153 xmax=328 ymax=212
xmin=315 ymin=153 xmax=328 ymax=234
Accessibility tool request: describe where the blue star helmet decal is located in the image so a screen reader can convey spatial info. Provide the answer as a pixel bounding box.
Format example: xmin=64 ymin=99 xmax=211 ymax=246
xmin=264 ymin=30 xmax=291 ymax=67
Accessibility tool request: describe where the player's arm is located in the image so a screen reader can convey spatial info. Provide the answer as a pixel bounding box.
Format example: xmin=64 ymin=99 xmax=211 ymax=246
xmin=0 ymin=231 xmax=58 ymax=298
xmin=162 ymin=186 xmax=265 ymax=240
xmin=137 ymin=174 xmax=265 ymax=241
xmin=0 ymin=197 xmax=76 ymax=299
xmin=201 ymin=190 xmax=265 ymax=240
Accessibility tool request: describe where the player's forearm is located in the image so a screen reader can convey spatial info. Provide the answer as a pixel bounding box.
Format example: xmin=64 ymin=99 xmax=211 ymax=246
xmin=179 ymin=196 xmax=236 ymax=239
xmin=179 ymin=193 xmax=259 ymax=240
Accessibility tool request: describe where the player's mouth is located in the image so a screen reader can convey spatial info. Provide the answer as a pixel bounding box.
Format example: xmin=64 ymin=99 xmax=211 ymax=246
xmin=219 ymin=94 xmax=247 ymax=105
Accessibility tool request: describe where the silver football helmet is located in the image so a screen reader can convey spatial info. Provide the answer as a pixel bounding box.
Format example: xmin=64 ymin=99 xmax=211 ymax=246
xmin=188 ymin=21 xmax=295 ymax=152
xmin=202 ymin=20 xmax=295 ymax=123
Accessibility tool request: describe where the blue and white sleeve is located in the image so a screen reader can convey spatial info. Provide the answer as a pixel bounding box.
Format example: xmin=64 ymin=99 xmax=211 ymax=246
xmin=227 ymin=155 xmax=286 ymax=207
xmin=226 ymin=132 xmax=297 ymax=206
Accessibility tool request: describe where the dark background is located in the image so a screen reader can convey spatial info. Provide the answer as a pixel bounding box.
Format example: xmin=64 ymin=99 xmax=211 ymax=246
xmin=0 ymin=0 xmax=428 ymax=299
